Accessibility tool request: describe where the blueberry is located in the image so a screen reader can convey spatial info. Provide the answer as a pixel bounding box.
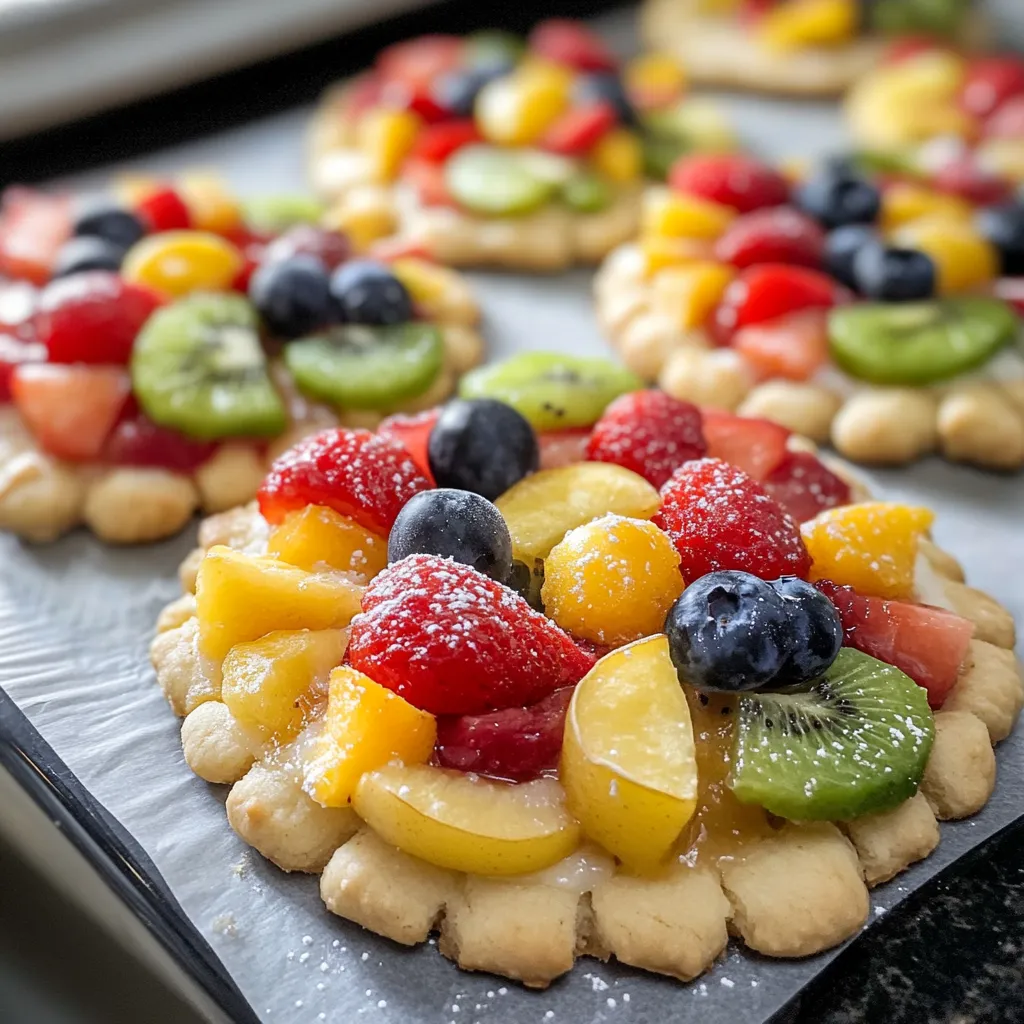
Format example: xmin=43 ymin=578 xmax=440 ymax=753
xmin=824 ymin=223 xmax=879 ymax=291
xmin=975 ymin=202 xmax=1024 ymax=275
xmin=330 ymin=260 xmax=413 ymax=326
xmin=664 ymin=571 xmax=792 ymax=693
xmin=51 ymin=236 xmax=125 ymax=278
xmin=769 ymin=577 xmax=842 ymax=686
xmin=852 ymin=243 xmax=936 ymax=301
xmin=249 ymin=254 xmax=334 ymax=338
xmin=72 ymin=196 xmax=147 ymax=250
xmin=428 ymin=398 xmax=539 ymax=502
xmin=573 ymin=72 xmax=638 ymax=127
xmin=388 ymin=488 xmax=513 ymax=581
xmin=432 ymin=63 xmax=514 ymax=118
xmin=795 ymin=170 xmax=881 ymax=230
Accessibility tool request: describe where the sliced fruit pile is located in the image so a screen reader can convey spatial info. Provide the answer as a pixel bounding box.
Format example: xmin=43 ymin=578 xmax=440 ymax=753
xmin=0 ymin=178 xmax=484 ymax=543
xmin=310 ymin=20 xmax=736 ymax=224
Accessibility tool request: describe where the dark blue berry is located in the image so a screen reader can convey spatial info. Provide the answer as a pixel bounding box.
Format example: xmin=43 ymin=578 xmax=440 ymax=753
xmin=824 ymin=223 xmax=879 ymax=291
xmin=573 ymin=72 xmax=638 ymax=127
xmin=388 ymin=488 xmax=513 ymax=581
xmin=852 ymin=243 xmax=936 ymax=301
xmin=975 ymin=202 xmax=1024 ymax=275
xmin=428 ymin=398 xmax=539 ymax=502
xmin=769 ymin=576 xmax=842 ymax=686
xmin=665 ymin=571 xmax=792 ymax=694
xmin=51 ymin=236 xmax=125 ymax=278
xmin=506 ymin=558 xmax=545 ymax=610
xmin=795 ymin=170 xmax=881 ymax=230
xmin=72 ymin=197 xmax=147 ymax=250
xmin=249 ymin=254 xmax=334 ymax=338
xmin=432 ymin=63 xmax=514 ymax=118
xmin=330 ymin=260 xmax=413 ymax=326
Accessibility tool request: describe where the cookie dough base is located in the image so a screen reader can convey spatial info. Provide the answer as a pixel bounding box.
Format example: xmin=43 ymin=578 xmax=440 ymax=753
xmin=595 ymin=243 xmax=1024 ymax=470
xmin=151 ymin=501 xmax=1022 ymax=989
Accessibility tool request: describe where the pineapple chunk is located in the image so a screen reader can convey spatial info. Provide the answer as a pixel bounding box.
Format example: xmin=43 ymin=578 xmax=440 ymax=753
xmin=266 ymin=505 xmax=388 ymax=582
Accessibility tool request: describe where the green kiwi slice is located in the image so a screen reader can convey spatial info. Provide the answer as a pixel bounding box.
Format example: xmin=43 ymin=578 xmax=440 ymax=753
xmin=828 ymin=297 xmax=1017 ymax=386
xmin=560 ymin=172 xmax=613 ymax=214
xmin=445 ymin=145 xmax=557 ymax=217
xmin=131 ymin=293 xmax=287 ymax=440
xmin=730 ymin=648 xmax=934 ymax=821
xmin=241 ymin=194 xmax=324 ymax=234
xmin=284 ymin=322 xmax=443 ymax=410
xmin=867 ymin=0 xmax=970 ymax=37
xmin=458 ymin=352 xmax=644 ymax=431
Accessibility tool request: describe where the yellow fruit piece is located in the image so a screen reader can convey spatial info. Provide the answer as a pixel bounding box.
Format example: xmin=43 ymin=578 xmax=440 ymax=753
xmin=758 ymin=0 xmax=858 ymax=51
xmin=892 ymin=216 xmax=999 ymax=294
xmin=803 ymin=502 xmax=935 ymax=601
xmin=590 ymin=128 xmax=643 ymax=184
xmin=543 ymin=515 xmax=684 ymax=646
xmin=266 ymin=505 xmax=388 ymax=583
xmin=196 ymin=545 xmax=364 ymax=662
xmin=651 ymin=261 xmax=736 ymax=330
xmin=624 ymin=53 xmax=687 ymax=109
xmin=353 ymin=764 xmax=580 ymax=875
xmin=121 ymin=231 xmax=244 ymax=297
xmin=475 ymin=65 xmax=570 ymax=146
xmin=977 ymin=139 xmax=1024 ymax=184
xmin=496 ymin=463 xmax=661 ymax=566
xmin=391 ymin=258 xmax=456 ymax=307
xmin=221 ymin=629 xmax=347 ymax=743
xmin=642 ymin=189 xmax=735 ymax=241
xmin=179 ymin=173 xmax=243 ymax=234
xmin=114 ymin=174 xmax=161 ymax=206
xmin=323 ymin=189 xmax=397 ymax=253
xmin=880 ymin=183 xmax=973 ymax=233
xmin=560 ymin=634 xmax=698 ymax=872
xmin=308 ymin=667 xmax=436 ymax=808
xmin=358 ymin=109 xmax=422 ymax=183
xmin=877 ymin=52 xmax=966 ymax=105
xmin=639 ymin=235 xmax=716 ymax=275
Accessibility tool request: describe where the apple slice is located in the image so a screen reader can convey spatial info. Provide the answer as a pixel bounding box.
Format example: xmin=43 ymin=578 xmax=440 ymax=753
xmin=352 ymin=763 xmax=580 ymax=876
xmin=560 ymin=634 xmax=698 ymax=872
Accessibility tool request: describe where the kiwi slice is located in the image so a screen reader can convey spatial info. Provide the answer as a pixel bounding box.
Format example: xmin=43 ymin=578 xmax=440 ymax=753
xmin=730 ymin=649 xmax=934 ymax=821
xmin=868 ymin=0 xmax=969 ymax=37
xmin=828 ymin=297 xmax=1017 ymax=386
xmin=560 ymin=172 xmax=613 ymax=214
xmin=459 ymin=353 xmax=644 ymax=432
xmin=465 ymin=30 xmax=524 ymax=68
xmin=284 ymin=322 xmax=443 ymax=410
xmin=132 ymin=293 xmax=287 ymax=440
xmin=242 ymin=194 xmax=324 ymax=235
xmin=445 ymin=145 xmax=557 ymax=217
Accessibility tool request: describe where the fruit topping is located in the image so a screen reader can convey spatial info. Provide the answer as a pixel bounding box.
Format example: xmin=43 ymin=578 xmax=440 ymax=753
xmin=133 ymin=185 xmax=192 ymax=232
xmin=828 ymin=296 xmax=1016 ymax=385
xmin=975 ymin=202 xmax=1024 ymax=275
xmin=459 ymin=352 xmax=642 ymax=432
xmin=72 ymin=197 xmax=147 ymax=250
xmin=258 ymin=427 xmax=431 ymax=534
xmin=762 ymin=451 xmax=852 ymax=523
xmin=329 ymin=259 xmax=413 ymax=325
xmin=387 ymin=488 xmax=513 ymax=582
xmin=249 ymin=254 xmax=333 ymax=338
xmin=347 ymin=553 xmax=594 ymax=715
xmin=700 ymin=409 xmax=790 ymax=480
xmin=793 ymin=167 xmax=881 ymax=230
xmin=891 ymin=217 xmax=999 ymax=295
xmin=712 ymin=206 xmax=825 ymax=270
xmin=444 ymin=145 xmax=557 ymax=216
xmin=653 ymin=458 xmax=811 ymax=582
xmin=958 ymin=55 xmax=1024 ymax=120
xmin=730 ymin=648 xmax=934 ymax=820
xmin=802 ymin=502 xmax=934 ymax=601
xmin=352 ymin=764 xmax=580 ymax=876
xmin=102 ymin=415 xmax=217 ymax=473
xmin=668 ymin=153 xmax=789 ymax=214
xmin=427 ymin=398 xmax=538 ymax=501
xmin=560 ymin=634 xmax=698 ymax=871
xmin=51 ymin=236 xmax=127 ymax=278
xmin=537 ymin=426 xmax=591 ymax=470
xmin=131 ymin=293 xmax=287 ymax=439
xmin=121 ymin=230 xmax=243 ymax=297
xmin=585 ymin=389 xmax=706 ymax=488
xmin=541 ymin=103 xmax=618 ymax=156
xmin=731 ymin=307 xmax=831 ymax=381
xmin=823 ymin=223 xmax=879 ymax=290
xmin=377 ymin=408 xmax=437 ymax=481
xmin=308 ymin=667 xmax=437 ymax=808
xmin=542 ymin=514 xmax=685 ymax=646
xmin=573 ymin=71 xmax=638 ymax=127
xmin=266 ymin=505 xmax=388 ymax=582
xmin=435 ymin=686 xmax=573 ymax=781
xmin=0 ymin=188 xmax=71 ymax=285
xmin=0 ymin=335 xmax=45 ymax=403
xmin=261 ymin=224 xmax=351 ymax=271
xmin=529 ymin=18 xmax=616 ymax=73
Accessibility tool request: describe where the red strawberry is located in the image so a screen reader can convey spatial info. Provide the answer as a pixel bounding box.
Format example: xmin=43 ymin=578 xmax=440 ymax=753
xmin=731 ymin=308 xmax=831 ymax=381
xmin=815 ymin=581 xmax=974 ymax=709
xmin=378 ymin=408 xmax=438 ymax=482
xmin=376 ymin=35 xmax=464 ymax=91
xmin=586 ymin=390 xmax=705 ymax=488
xmin=700 ymin=409 xmax=790 ymax=480
xmin=983 ymin=94 xmax=1024 ymax=139
xmin=0 ymin=334 xmax=45 ymax=402
xmin=763 ymin=451 xmax=851 ymax=523
xmin=0 ymin=188 xmax=72 ymax=285
xmin=529 ymin=19 xmax=616 ymax=72
xmin=380 ymin=80 xmax=450 ymax=123
xmin=668 ymin=154 xmax=789 ymax=214
xmin=541 ymin=103 xmax=617 ymax=156
xmin=882 ymin=37 xmax=950 ymax=65
xmin=713 ymin=206 xmax=825 ymax=270
xmin=349 ymin=554 xmax=595 ymax=715
xmin=342 ymin=73 xmax=385 ymax=123
xmin=435 ymin=686 xmax=574 ymax=781
xmin=538 ymin=427 xmax=591 ymax=470
xmin=931 ymin=156 xmax=1013 ymax=206
xmin=262 ymin=225 xmax=351 ymax=270
xmin=408 ymin=120 xmax=481 ymax=164
xmin=135 ymin=186 xmax=192 ymax=232
xmin=103 ymin=415 xmax=217 ymax=473
xmin=959 ymin=56 xmax=1024 ymax=120
xmin=653 ymin=457 xmax=811 ymax=581
xmin=258 ymin=427 xmax=431 ymax=534
xmin=403 ymin=158 xmax=457 ymax=208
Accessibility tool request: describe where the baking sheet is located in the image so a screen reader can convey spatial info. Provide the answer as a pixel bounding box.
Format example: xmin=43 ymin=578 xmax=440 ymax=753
xmin=4 ymin=7 xmax=1024 ymax=1023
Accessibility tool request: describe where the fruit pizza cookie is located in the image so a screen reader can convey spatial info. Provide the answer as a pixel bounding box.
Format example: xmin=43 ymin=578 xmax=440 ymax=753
xmin=307 ymin=21 xmax=736 ymax=271
xmin=0 ymin=178 xmax=484 ymax=544
xmin=595 ymin=150 xmax=1024 ymax=470
xmin=639 ymin=0 xmax=986 ymax=97
xmin=151 ymin=351 xmax=1020 ymax=990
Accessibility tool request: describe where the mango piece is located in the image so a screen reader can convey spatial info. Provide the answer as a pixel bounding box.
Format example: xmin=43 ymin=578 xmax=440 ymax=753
xmin=758 ymin=0 xmax=858 ymax=51
xmin=880 ymin=183 xmax=973 ymax=233
xmin=266 ymin=505 xmax=388 ymax=583
xmin=179 ymin=173 xmax=243 ymax=234
xmin=121 ymin=231 xmax=243 ymax=298
xmin=195 ymin=545 xmax=364 ymax=661
xmin=624 ymin=52 xmax=687 ymax=110
xmin=651 ymin=261 xmax=736 ymax=329
xmin=475 ymin=64 xmax=570 ymax=146
xmin=591 ymin=128 xmax=643 ymax=184
xmin=358 ymin=109 xmax=422 ymax=183
xmin=642 ymin=189 xmax=735 ymax=241
xmin=892 ymin=217 xmax=1000 ymax=294
xmin=639 ymin=235 xmax=716 ymax=275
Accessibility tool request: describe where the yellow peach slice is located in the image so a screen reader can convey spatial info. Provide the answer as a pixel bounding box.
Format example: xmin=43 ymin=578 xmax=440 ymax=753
xmin=266 ymin=505 xmax=388 ymax=582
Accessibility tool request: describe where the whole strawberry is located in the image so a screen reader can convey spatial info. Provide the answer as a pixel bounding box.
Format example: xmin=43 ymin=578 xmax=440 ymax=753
xmin=348 ymin=554 xmax=596 ymax=715
xmin=586 ymin=390 xmax=706 ymax=488
xmin=653 ymin=457 xmax=811 ymax=581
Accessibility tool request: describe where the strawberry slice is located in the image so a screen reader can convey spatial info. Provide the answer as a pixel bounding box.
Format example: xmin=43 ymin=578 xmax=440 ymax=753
xmin=376 ymin=35 xmax=464 ymax=91
xmin=700 ymin=409 xmax=790 ymax=480
xmin=541 ymin=103 xmax=617 ymax=155
xmin=713 ymin=206 xmax=825 ymax=270
xmin=403 ymin=158 xmax=457 ymax=208
xmin=763 ymin=451 xmax=851 ymax=523
xmin=0 ymin=188 xmax=72 ymax=286
xmin=538 ymin=427 xmax=591 ymax=470
xmin=378 ymin=408 xmax=438 ymax=482
xmin=134 ymin=186 xmax=192 ymax=232
xmin=959 ymin=56 xmax=1024 ymax=120
xmin=11 ymin=364 xmax=130 ymax=461
xmin=529 ymin=19 xmax=616 ymax=72
xmin=342 ymin=73 xmax=386 ymax=123
xmin=815 ymin=580 xmax=974 ymax=709
xmin=408 ymin=120 xmax=482 ymax=164
xmin=882 ymin=36 xmax=950 ymax=65
xmin=380 ymin=80 xmax=450 ymax=123
xmin=931 ymin=156 xmax=1013 ymax=206
xmin=668 ymin=153 xmax=790 ymax=214
xmin=731 ymin=307 xmax=831 ymax=382
xmin=983 ymin=94 xmax=1024 ymax=139
xmin=103 ymin=415 xmax=218 ymax=473
xmin=0 ymin=334 xmax=45 ymax=402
